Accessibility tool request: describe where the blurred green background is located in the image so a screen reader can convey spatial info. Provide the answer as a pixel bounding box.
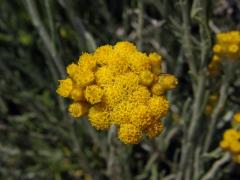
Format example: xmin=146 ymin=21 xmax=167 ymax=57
xmin=1 ymin=0 xmax=240 ymax=179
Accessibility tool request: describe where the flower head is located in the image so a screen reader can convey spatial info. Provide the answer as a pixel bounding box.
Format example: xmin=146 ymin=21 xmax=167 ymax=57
xmin=56 ymin=78 xmax=73 ymax=97
xmin=220 ymin=128 xmax=240 ymax=163
xmin=56 ymin=41 xmax=177 ymax=144
xmin=146 ymin=122 xmax=164 ymax=139
xmin=233 ymin=112 xmax=240 ymax=124
xmin=88 ymin=104 xmax=110 ymax=130
xmin=209 ymin=31 xmax=240 ymax=76
xmin=68 ymin=102 xmax=88 ymax=118
xmin=84 ymin=85 xmax=103 ymax=104
xmin=118 ymin=124 xmax=143 ymax=144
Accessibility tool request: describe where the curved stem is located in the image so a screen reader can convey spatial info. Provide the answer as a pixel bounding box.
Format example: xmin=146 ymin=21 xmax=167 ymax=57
xmin=201 ymin=153 xmax=230 ymax=180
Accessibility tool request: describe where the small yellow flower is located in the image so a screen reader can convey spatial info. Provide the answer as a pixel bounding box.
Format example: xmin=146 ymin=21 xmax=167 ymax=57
xmin=129 ymin=86 xmax=150 ymax=104
xmin=212 ymin=55 xmax=220 ymax=63
xmin=73 ymin=69 xmax=95 ymax=87
xmin=88 ymin=104 xmax=110 ymax=130
xmin=158 ymin=74 xmax=178 ymax=90
xmin=56 ymin=78 xmax=73 ymax=97
xmin=149 ymin=52 xmax=162 ymax=75
xmin=118 ymin=124 xmax=143 ymax=144
xmin=212 ymin=31 xmax=240 ymax=61
xmin=95 ymin=67 xmax=114 ymax=87
xmin=110 ymin=101 xmax=135 ymax=125
xmin=66 ymin=63 xmax=78 ymax=77
xmin=78 ymin=53 xmax=96 ymax=71
xmin=139 ymin=70 xmax=154 ymax=86
xmin=213 ymin=44 xmax=222 ymax=54
xmin=70 ymin=87 xmax=84 ymax=101
xmin=129 ymin=52 xmax=151 ymax=73
xmin=148 ymin=96 xmax=169 ymax=119
xmin=149 ymin=52 xmax=162 ymax=65
xmin=228 ymin=44 xmax=239 ymax=54
xmin=219 ymin=140 xmax=229 ymax=150
xmin=114 ymin=41 xmax=137 ymax=54
xmin=103 ymin=85 xmax=126 ymax=108
xmin=230 ymin=141 xmax=240 ymax=153
xmin=220 ymin=128 xmax=240 ymax=163
xmin=146 ymin=122 xmax=164 ymax=139
xmin=130 ymin=105 xmax=152 ymax=130
xmin=84 ymin=85 xmax=103 ymax=104
xmin=223 ymin=129 xmax=239 ymax=140
xmin=94 ymin=45 xmax=114 ymax=66
xmin=68 ymin=102 xmax=88 ymax=118
xmin=233 ymin=112 xmax=240 ymax=123
xmin=151 ymin=83 xmax=165 ymax=95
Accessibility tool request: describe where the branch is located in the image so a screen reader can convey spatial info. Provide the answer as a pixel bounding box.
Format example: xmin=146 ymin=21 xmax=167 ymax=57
xmin=57 ymin=0 xmax=96 ymax=52
xmin=137 ymin=0 xmax=143 ymax=50
xmin=203 ymin=81 xmax=229 ymax=152
xmin=201 ymin=153 xmax=231 ymax=180
xmin=25 ymin=0 xmax=65 ymax=79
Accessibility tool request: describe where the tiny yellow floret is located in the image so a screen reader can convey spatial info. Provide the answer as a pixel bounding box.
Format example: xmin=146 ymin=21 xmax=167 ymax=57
xmin=68 ymin=102 xmax=88 ymax=118
xmin=158 ymin=74 xmax=178 ymax=90
xmin=146 ymin=122 xmax=164 ymax=139
xmin=151 ymin=83 xmax=165 ymax=95
xmin=56 ymin=78 xmax=73 ymax=97
xmin=149 ymin=52 xmax=162 ymax=75
xmin=212 ymin=55 xmax=220 ymax=63
xmin=118 ymin=124 xmax=143 ymax=144
xmin=114 ymin=41 xmax=137 ymax=54
xmin=220 ymin=140 xmax=229 ymax=150
xmin=233 ymin=112 xmax=240 ymax=123
xmin=70 ymin=87 xmax=84 ymax=101
xmin=84 ymin=85 xmax=103 ymax=104
xmin=88 ymin=104 xmax=110 ymax=130
xmin=213 ymin=44 xmax=222 ymax=54
xmin=130 ymin=105 xmax=152 ymax=131
xmin=148 ymin=96 xmax=169 ymax=118
xmin=78 ymin=53 xmax=96 ymax=71
xmin=73 ymin=69 xmax=95 ymax=87
xmin=67 ymin=63 xmax=78 ymax=77
xmin=139 ymin=70 xmax=154 ymax=86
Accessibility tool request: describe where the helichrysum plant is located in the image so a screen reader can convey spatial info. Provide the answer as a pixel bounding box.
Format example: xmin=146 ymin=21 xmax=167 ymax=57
xmin=209 ymin=31 xmax=240 ymax=76
xmin=220 ymin=113 xmax=240 ymax=163
xmin=56 ymin=41 xmax=177 ymax=144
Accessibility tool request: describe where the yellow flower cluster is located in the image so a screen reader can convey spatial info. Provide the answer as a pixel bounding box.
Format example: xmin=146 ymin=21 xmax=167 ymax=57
xmin=233 ymin=112 xmax=240 ymax=124
xmin=56 ymin=41 xmax=178 ymax=144
xmin=220 ymin=129 xmax=240 ymax=163
xmin=209 ymin=31 xmax=240 ymax=76
xmin=220 ymin=112 xmax=240 ymax=163
xmin=232 ymin=112 xmax=240 ymax=128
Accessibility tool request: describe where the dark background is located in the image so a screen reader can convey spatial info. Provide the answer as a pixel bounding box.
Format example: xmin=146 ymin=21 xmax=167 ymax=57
xmin=1 ymin=0 xmax=240 ymax=179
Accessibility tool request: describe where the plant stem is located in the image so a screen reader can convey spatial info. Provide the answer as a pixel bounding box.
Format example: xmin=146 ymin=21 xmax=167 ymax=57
xmin=25 ymin=0 xmax=65 ymax=79
xmin=203 ymin=81 xmax=229 ymax=152
xmin=137 ymin=0 xmax=143 ymax=50
xmin=177 ymin=72 xmax=206 ymax=180
xmin=188 ymin=73 xmax=206 ymax=141
xmin=181 ymin=0 xmax=197 ymax=79
xmin=201 ymin=153 xmax=230 ymax=180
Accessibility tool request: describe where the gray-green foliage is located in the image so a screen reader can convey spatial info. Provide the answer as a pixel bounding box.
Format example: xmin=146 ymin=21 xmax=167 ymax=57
xmin=1 ymin=0 xmax=240 ymax=179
